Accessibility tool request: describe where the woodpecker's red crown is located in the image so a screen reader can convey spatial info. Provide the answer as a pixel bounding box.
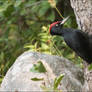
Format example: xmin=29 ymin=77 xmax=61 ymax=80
xmin=49 ymin=21 xmax=61 ymax=33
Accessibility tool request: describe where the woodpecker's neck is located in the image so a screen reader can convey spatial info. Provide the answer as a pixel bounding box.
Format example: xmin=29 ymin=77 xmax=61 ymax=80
xmin=51 ymin=27 xmax=73 ymax=36
xmin=50 ymin=26 xmax=62 ymax=35
xmin=61 ymin=28 xmax=73 ymax=36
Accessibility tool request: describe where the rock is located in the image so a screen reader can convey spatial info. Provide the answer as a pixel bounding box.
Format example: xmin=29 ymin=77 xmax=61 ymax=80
xmin=0 ymin=51 xmax=84 ymax=91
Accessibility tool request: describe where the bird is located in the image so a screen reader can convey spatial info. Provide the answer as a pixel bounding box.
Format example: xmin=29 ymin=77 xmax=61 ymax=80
xmin=49 ymin=17 xmax=92 ymax=64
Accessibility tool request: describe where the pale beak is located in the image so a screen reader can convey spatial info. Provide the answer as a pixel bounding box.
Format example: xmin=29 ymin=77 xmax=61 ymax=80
xmin=60 ymin=16 xmax=70 ymax=25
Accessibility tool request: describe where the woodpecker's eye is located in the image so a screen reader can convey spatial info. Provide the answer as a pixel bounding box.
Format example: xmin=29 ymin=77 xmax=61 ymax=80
xmin=55 ymin=24 xmax=58 ymax=27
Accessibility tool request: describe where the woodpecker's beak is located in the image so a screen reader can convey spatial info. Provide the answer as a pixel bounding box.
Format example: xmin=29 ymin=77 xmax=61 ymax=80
xmin=60 ymin=16 xmax=70 ymax=25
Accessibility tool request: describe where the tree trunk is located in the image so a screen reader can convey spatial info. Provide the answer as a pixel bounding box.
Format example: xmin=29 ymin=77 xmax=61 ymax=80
xmin=70 ymin=0 xmax=92 ymax=91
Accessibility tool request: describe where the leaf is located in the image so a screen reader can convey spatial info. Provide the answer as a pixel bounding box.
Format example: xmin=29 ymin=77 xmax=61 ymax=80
xmin=0 ymin=8 xmax=5 ymax=13
xmin=3 ymin=4 xmax=14 ymax=17
xmin=0 ymin=77 xmax=3 ymax=84
xmin=41 ymin=43 xmax=49 ymax=50
xmin=14 ymin=0 xmax=22 ymax=7
xmin=30 ymin=61 xmax=47 ymax=73
xmin=0 ymin=52 xmax=4 ymax=62
xmin=38 ymin=2 xmax=50 ymax=17
xmin=31 ymin=77 xmax=44 ymax=81
xmin=88 ymin=64 xmax=92 ymax=71
xmin=54 ymin=74 xmax=64 ymax=90
xmin=47 ymin=11 xmax=55 ymax=21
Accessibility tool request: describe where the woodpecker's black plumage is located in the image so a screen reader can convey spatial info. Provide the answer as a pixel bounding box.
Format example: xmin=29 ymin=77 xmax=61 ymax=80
xmin=49 ymin=21 xmax=92 ymax=64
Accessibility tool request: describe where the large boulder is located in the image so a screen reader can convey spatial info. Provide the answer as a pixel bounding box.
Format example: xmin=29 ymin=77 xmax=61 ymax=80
xmin=0 ymin=51 xmax=84 ymax=91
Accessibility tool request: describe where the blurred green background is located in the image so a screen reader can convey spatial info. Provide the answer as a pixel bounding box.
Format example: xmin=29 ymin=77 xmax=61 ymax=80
xmin=0 ymin=0 xmax=82 ymax=83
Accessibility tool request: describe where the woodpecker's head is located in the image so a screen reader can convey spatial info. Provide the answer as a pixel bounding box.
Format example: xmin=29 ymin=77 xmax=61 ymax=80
xmin=49 ymin=16 xmax=70 ymax=35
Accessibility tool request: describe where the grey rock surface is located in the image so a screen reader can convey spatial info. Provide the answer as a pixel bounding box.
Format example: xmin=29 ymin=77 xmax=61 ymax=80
xmin=0 ymin=51 xmax=84 ymax=91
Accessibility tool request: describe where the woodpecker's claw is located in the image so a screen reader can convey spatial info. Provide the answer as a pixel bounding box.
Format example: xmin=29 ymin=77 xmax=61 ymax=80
xmin=60 ymin=16 xmax=70 ymax=25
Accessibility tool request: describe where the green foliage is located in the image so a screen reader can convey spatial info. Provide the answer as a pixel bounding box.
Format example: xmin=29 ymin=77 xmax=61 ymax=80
xmin=54 ymin=74 xmax=64 ymax=90
xmin=0 ymin=77 xmax=3 ymax=84
xmin=31 ymin=77 xmax=44 ymax=81
xmin=30 ymin=60 xmax=64 ymax=91
xmin=88 ymin=64 xmax=92 ymax=71
xmin=41 ymin=74 xmax=64 ymax=92
xmin=30 ymin=61 xmax=47 ymax=73
xmin=0 ymin=0 xmax=82 ymax=83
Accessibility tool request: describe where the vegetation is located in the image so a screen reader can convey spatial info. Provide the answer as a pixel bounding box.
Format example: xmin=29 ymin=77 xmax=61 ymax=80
xmin=0 ymin=0 xmax=82 ymax=83
xmin=30 ymin=61 xmax=64 ymax=91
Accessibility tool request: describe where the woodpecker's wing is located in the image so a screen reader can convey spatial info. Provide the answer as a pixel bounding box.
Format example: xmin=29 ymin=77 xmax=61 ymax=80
xmin=64 ymin=30 xmax=92 ymax=63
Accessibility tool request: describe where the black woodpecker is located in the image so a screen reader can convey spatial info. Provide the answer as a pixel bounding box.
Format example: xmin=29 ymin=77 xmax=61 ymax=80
xmin=49 ymin=17 xmax=92 ymax=64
